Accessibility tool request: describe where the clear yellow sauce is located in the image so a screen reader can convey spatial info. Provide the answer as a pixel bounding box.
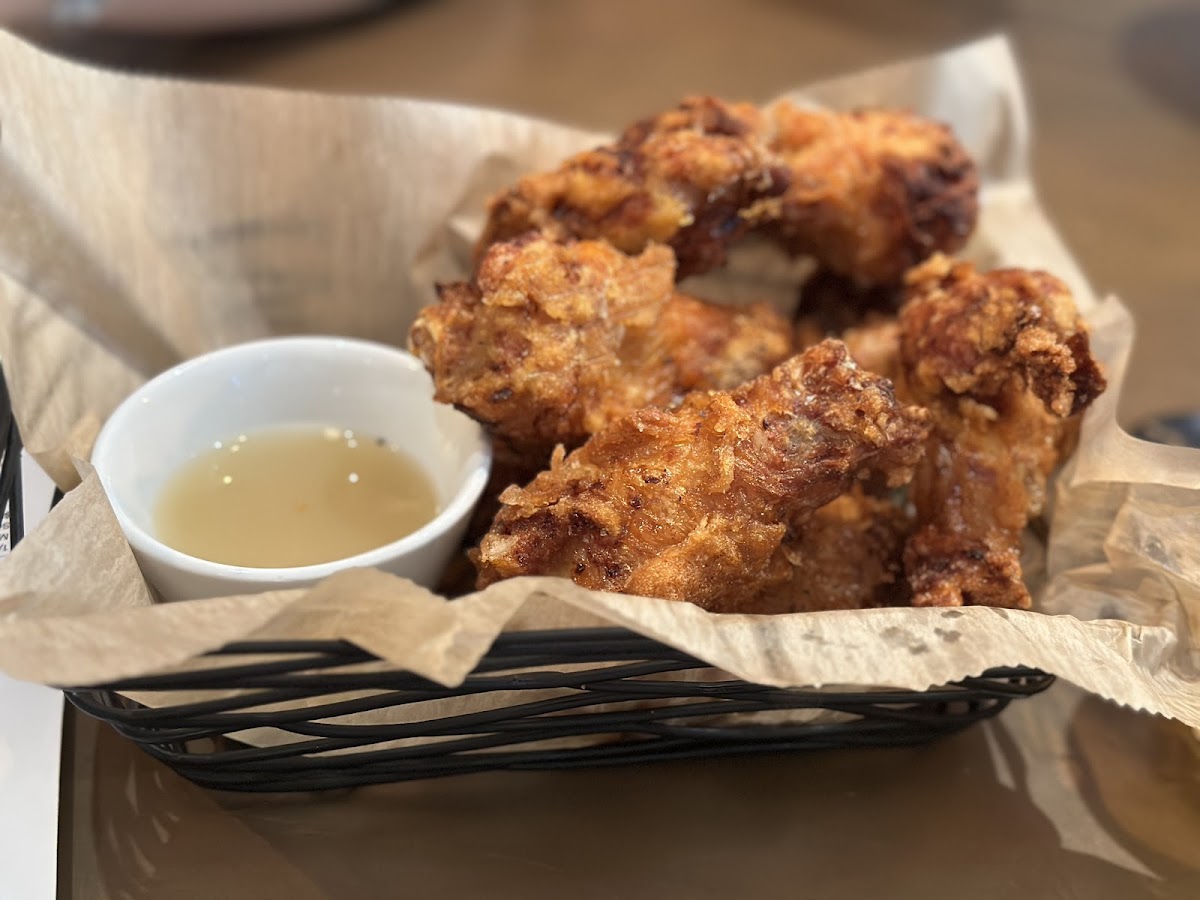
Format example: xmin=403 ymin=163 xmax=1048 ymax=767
xmin=154 ymin=426 xmax=438 ymax=568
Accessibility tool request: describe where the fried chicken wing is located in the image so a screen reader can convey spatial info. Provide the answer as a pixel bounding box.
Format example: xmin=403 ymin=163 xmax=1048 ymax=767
xmin=409 ymin=234 xmax=794 ymax=461
xmin=477 ymin=97 xmax=978 ymax=285
xmin=477 ymin=97 xmax=789 ymax=278
xmin=474 ymin=341 xmax=931 ymax=612
xmin=897 ymin=255 xmax=1106 ymax=608
xmin=738 ymin=488 xmax=912 ymax=614
xmin=764 ymin=105 xmax=979 ymax=285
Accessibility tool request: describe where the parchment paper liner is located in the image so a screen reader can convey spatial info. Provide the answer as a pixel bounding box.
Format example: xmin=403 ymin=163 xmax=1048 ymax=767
xmin=0 ymin=32 xmax=1197 ymax=742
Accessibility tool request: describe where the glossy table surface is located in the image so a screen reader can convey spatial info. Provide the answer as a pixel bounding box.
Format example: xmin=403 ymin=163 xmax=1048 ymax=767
xmin=27 ymin=0 xmax=1200 ymax=896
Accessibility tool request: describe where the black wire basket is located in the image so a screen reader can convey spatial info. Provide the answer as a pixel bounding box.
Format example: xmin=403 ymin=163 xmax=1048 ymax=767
xmin=0 ymin=374 xmax=1054 ymax=793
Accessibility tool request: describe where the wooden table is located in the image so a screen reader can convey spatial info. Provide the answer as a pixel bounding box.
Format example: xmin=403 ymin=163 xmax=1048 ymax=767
xmin=34 ymin=1 xmax=1200 ymax=896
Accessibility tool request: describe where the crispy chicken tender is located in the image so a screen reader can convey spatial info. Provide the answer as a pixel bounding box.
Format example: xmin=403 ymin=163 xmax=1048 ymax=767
xmin=478 ymin=97 xmax=978 ymax=286
xmin=897 ymin=255 xmax=1106 ymax=609
xmin=765 ymin=105 xmax=979 ymax=285
xmin=474 ymin=341 xmax=931 ymax=612
xmin=410 ymin=235 xmax=794 ymax=461
xmin=477 ymin=97 xmax=789 ymax=279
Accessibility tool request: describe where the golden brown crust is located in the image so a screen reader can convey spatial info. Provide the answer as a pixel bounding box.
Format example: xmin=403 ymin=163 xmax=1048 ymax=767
xmin=477 ymin=96 xmax=789 ymax=279
xmin=474 ymin=341 xmax=931 ymax=612
xmin=764 ymin=105 xmax=979 ymax=284
xmin=739 ymin=489 xmax=912 ymax=614
xmin=476 ymin=97 xmax=979 ymax=284
xmin=900 ymin=254 xmax=1106 ymax=416
xmin=657 ymin=292 xmax=797 ymax=393
xmin=896 ymin=255 xmax=1106 ymax=609
xmin=410 ymin=234 xmax=794 ymax=460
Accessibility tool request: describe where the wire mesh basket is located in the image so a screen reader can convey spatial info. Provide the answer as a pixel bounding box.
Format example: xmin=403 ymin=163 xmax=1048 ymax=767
xmin=0 ymin=373 xmax=1054 ymax=792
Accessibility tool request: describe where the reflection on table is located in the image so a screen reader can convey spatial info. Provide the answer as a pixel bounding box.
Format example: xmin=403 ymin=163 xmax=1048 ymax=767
xmin=62 ymin=683 xmax=1200 ymax=899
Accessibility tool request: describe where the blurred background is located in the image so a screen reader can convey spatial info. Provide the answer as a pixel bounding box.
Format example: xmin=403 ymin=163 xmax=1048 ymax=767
xmin=5 ymin=0 xmax=1197 ymax=429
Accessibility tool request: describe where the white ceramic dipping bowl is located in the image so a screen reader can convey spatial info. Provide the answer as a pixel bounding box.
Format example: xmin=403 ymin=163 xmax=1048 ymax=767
xmin=91 ymin=336 xmax=492 ymax=601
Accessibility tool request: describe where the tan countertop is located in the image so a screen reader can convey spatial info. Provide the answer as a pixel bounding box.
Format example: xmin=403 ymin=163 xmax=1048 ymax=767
xmin=30 ymin=1 xmax=1200 ymax=897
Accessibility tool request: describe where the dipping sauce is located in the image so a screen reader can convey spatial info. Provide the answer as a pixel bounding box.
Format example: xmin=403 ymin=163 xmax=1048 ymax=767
xmin=153 ymin=426 xmax=439 ymax=568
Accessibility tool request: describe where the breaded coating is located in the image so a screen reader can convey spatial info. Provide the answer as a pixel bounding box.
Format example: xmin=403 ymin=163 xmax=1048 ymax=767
xmin=477 ymin=97 xmax=978 ymax=286
xmin=474 ymin=341 xmax=931 ymax=612
xmin=739 ymin=489 xmax=912 ymax=614
xmin=657 ymin=292 xmax=796 ymax=394
xmin=897 ymin=255 xmax=1106 ymax=608
xmin=409 ymin=234 xmax=794 ymax=460
xmin=477 ymin=97 xmax=789 ymax=278
xmin=900 ymin=256 xmax=1106 ymax=418
xmin=765 ymin=105 xmax=979 ymax=285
